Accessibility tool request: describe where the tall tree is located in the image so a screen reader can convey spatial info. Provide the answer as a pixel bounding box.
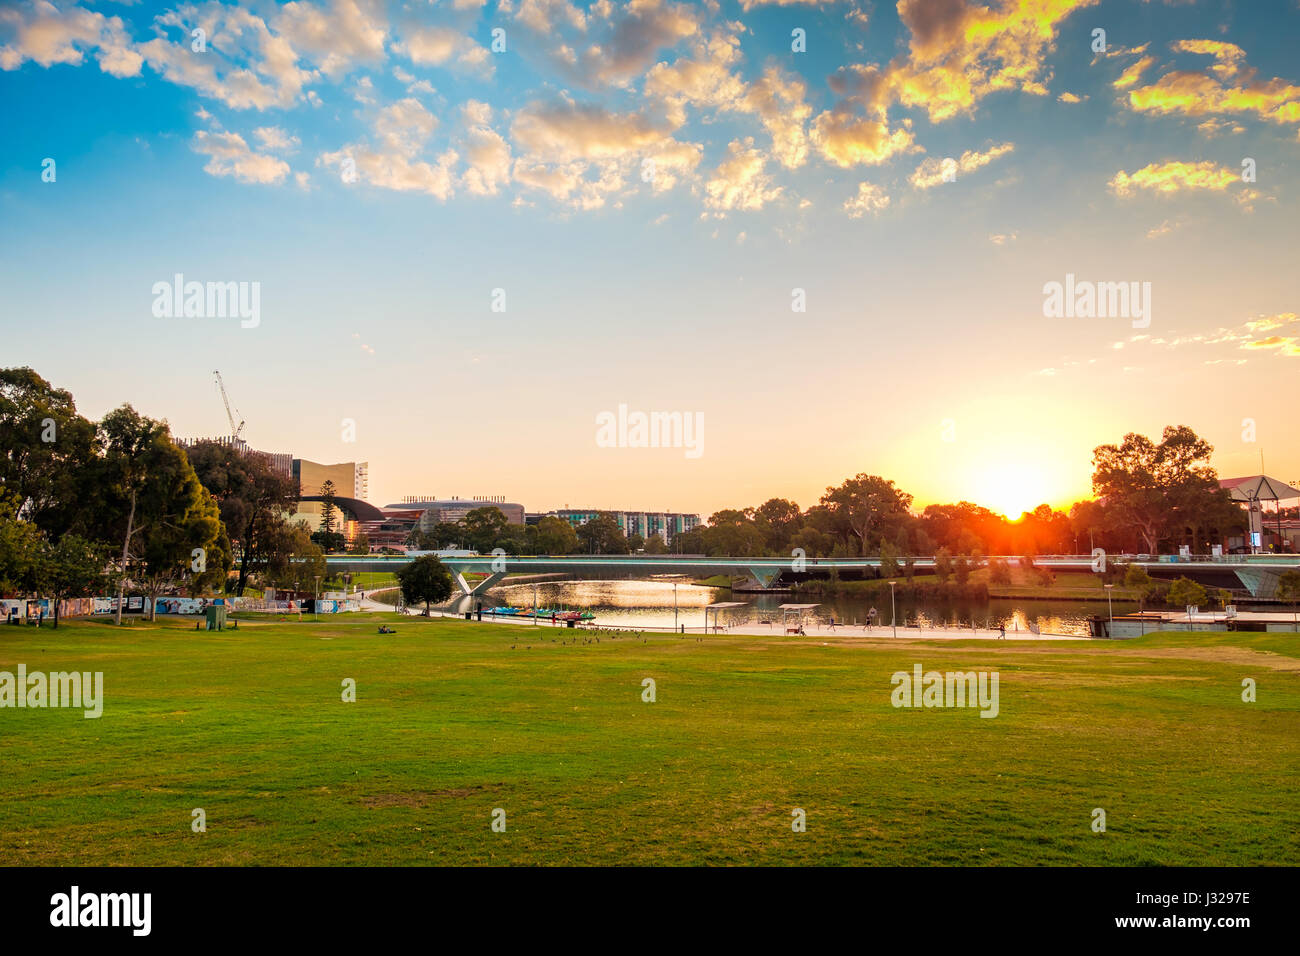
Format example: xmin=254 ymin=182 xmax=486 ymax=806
xmin=135 ymin=473 xmax=228 ymax=620
xmin=820 ymin=474 xmax=913 ymax=555
xmin=99 ymin=406 xmax=167 ymax=624
xmin=396 ymin=554 xmax=453 ymax=614
xmin=318 ymin=479 xmax=338 ymax=534
xmin=703 ymin=509 xmax=765 ymax=556
xmin=311 ymin=479 xmax=346 ymax=552
xmin=0 ymin=366 xmax=97 ymax=537
xmin=0 ymin=492 xmax=41 ymax=596
xmin=262 ymin=522 xmax=325 ymax=592
xmin=30 ymin=534 xmax=108 ymax=629
xmin=1092 ymin=425 xmax=1231 ymax=554
xmin=98 ymin=407 xmax=223 ymax=624
xmin=462 ymin=506 xmax=509 ymax=552
xmin=532 ymin=515 xmax=579 ymax=554
xmin=576 ymin=512 xmax=629 ymax=554
xmin=751 ymin=498 xmax=803 ymax=554
xmin=187 ymin=441 xmax=298 ymax=595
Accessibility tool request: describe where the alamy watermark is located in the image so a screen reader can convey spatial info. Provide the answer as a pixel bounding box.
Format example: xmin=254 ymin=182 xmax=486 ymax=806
xmin=1 ymin=665 xmax=103 ymax=718
xmin=1042 ymin=274 xmax=1151 ymax=329
xmin=891 ymin=663 xmax=999 ymax=718
xmin=595 ymin=404 xmax=703 ymax=459
xmin=50 ymin=886 xmax=150 ymax=936
xmin=152 ymin=274 xmax=260 ymax=328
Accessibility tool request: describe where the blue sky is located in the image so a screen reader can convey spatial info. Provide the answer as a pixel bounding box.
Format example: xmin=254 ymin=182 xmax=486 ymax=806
xmin=2 ymin=0 xmax=1298 ymax=518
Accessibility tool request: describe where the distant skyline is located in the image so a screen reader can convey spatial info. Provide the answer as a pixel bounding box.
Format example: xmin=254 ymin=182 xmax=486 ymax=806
xmin=2 ymin=0 xmax=1298 ymax=519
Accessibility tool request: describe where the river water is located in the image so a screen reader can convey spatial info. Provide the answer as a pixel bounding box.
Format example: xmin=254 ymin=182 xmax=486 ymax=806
xmin=444 ymin=579 xmax=1139 ymax=637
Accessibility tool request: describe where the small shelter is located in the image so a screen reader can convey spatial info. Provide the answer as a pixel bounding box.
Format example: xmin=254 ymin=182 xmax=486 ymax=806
xmin=1220 ymin=475 xmax=1300 ymax=551
xmin=778 ymin=603 xmax=820 ymax=634
xmin=703 ymin=601 xmax=747 ymax=633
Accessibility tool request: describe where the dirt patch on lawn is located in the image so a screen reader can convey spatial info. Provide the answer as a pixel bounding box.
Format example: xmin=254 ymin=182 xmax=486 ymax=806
xmin=361 ymin=784 xmax=501 ymax=808
xmin=1125 ymin=646 xmax=1300 ymax=672
xmin=768 ymin=636 xmax=1300 ymax=672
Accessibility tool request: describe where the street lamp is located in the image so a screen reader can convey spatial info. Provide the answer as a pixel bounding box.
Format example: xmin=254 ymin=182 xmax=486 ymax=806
xmin=1103 ymin=583 xmax=1114 ymax=634
xmin=673 ymin=581 xmax=678 ymax=633
xmin=314 ymin=574 xmax=322 ymax=622
xmin=889 ymin=580 xmax=897 ymax=638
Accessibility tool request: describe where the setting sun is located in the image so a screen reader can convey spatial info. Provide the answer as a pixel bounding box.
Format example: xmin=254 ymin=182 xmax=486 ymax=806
xmin=964 ymin=463 xmax=1071 ymax=519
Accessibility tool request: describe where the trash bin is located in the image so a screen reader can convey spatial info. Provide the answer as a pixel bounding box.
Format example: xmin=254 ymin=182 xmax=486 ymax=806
xmin=464 ymin=612 xmax=473 ymax=620
xmin=566 ymin=619 xmax=575 ymax=628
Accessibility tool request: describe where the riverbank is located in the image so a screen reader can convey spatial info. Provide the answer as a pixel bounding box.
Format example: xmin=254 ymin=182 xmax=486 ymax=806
xmin=424 ymin=606 xmax=1088 ymax=640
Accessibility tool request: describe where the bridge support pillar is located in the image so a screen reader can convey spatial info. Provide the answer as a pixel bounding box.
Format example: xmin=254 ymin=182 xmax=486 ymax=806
xmin=1235 ymin=568 xmax=1283 ymax=598
xmin=747 ymin=566 xmax=783 ymax=589
xmin=448 ymin=568 xmax=507 ymax=598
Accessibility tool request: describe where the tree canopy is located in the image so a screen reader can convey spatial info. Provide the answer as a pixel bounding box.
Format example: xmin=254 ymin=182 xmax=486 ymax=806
xmin=396 ymin=554 xmax=453 ymax=613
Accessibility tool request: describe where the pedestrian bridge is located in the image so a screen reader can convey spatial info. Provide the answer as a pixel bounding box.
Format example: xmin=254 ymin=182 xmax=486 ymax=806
xmin=323 ymin=553 xmax=1300 ymax=598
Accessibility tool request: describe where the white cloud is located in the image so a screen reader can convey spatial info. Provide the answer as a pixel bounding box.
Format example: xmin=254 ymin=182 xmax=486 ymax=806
xmin=704 ymin=138 xmax=782 ymax=212
xmin=843 ymin=181 xmax=889 ymax=218
xmin=254 ymin=126 xmax=300 ymax=152
xmin=192 ymin=129 xmax=291 ymax=184
xmin=0 ymin=0 xmax=142 ymax=77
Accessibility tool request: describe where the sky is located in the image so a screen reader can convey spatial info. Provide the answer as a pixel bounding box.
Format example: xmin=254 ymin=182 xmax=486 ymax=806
xmin=1 ymin=0 xmax=1298 ymax=520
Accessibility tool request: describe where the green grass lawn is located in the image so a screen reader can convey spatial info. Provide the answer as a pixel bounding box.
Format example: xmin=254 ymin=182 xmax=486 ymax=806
xmin=1 ymin=614 xmax=1296 ymax=866
xmin=331 ymin=572 xmax=397 ymax=590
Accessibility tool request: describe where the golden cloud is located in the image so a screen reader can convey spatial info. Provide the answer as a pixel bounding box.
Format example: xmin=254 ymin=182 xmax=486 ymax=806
xmin=1113 ymin=55 xmax=1155 ymax=90
xmin=1127 ymin=41 xmax=1300 ymax=130
xmin=1108 ymin=160 xmax=1237 ymax=196
xmin=511 ymin=96 xmax=676 ymax=161
xmin=843 ymin=181 xmax=890 ymax=218
xmin=1241 ymin=336 xmax=1300 ymax=356
xmin=910 ymin=141 xmax=1013 ymax=189
xmin=704 ymin=137 xmax=783 ymax=211
xmin=887 ymin=0 xmax=1101 ymax=122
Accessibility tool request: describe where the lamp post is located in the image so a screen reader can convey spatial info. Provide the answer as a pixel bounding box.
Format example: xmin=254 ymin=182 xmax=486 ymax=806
xmin=1104 ymin=583 xmax=1114 ymax=634
xmin=533 ymin=583 xmax=538 ymax=626
xmin=889 ymin=580 xmax=897 ymax=638
xmin=673 ymin=581 xmax=678 ymax=633
xmin=314 ymin=574 xmax=322 ymax=622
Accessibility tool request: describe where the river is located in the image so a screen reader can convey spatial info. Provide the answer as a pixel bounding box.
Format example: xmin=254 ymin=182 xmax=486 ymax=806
xmin=443 ymin=579 xmax=1140 ymax=637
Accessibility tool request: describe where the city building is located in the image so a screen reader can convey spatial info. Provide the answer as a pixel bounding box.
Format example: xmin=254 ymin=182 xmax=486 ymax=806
xmin=290 ymin=458 xmax=370 ymax=541
xmin=388 ymin=497 xmax=526 ymax=529
xmin=176 ymin=435 xmax=293 ymax=477
xmin=358 ymin=508 xmax=424 ymax=551
xmin=551 ymin=509 xmax=701 ymax=544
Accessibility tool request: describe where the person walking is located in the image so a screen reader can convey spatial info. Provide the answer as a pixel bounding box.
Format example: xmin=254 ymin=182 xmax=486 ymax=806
xmin=998 ymin=623 xmax=1006 ymax=639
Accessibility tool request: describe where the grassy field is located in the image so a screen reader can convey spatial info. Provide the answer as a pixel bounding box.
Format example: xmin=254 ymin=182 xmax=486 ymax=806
xmin=329 ymin=572 xmax=397 ymax=590
xmin=1 ymin=614 xmax=1297 ymax=866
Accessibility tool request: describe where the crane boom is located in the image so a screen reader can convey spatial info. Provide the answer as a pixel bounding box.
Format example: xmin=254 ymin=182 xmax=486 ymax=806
xmin=212 ymin=370 xmax=245 ymax=440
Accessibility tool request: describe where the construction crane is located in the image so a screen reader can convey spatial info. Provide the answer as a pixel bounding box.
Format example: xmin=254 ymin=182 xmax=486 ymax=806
xmin=212 ymin=370 xmax=245 ymax=441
